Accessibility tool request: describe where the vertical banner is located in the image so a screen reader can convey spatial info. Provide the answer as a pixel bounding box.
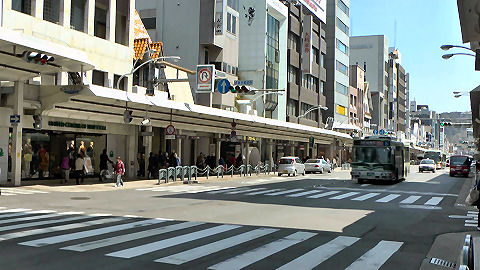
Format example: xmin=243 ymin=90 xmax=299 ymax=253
xmin=302 ymin=15 xmax=313 ymax=74
xmin=215 ymin=0 xmax=224 ymax=35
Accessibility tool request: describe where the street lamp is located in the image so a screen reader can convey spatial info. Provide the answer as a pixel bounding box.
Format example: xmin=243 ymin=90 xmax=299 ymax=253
xmin=453 ymin=91 xmax=469 ymax=98
xmin=440 ymin=44 xmax=472 ymax=51
xmin=297 ymin=105 xmax=328 ymax=124
xmin=442 ymin=53 xmax=475 ymax=59
xmin=236 ymin=91 xmax=285 ymax=115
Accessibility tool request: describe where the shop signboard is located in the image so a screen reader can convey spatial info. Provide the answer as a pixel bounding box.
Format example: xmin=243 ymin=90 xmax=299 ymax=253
xmin=298 ymin=0 xmax=326 ymax=23
xmin=301 ymin=15 xmax=313 ymax=74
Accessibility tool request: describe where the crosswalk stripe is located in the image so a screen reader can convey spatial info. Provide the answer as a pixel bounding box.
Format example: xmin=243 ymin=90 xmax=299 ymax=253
xmin=62 ymin=221 xmax=204 ymax=252
xmin=0 ymin=214 xmax=111 ymax=233
xmin=106 ymin=224 xmax=241 ymax=259
xmin=345 ymin=240 xmax=403 ymax=270
xmin=226 ymin=188 xmax=266 ymax=194
xmin=400 ymin=196 xmax=421 ymax=204
xmin=277 ymin=236 xmax=360 ymax=270
xmin=0 ymin=209 xmax=32 ymax=215
xmin=424 ymin=197 xmax=443 ymax=206
xmin=0 ymin=189 xmax=36 ymax=195
xmin=465 ymin=219 xmax=478 ymax=223
xmin=264 ymin=188 xmax=304 ymax=196
xmin=155 ymin=228 xmax=279 ymax=265
xmin=329 ymin=192 xmax=361 ymax=200
xmin=307 ymin=191 xmax=341 ymax=199
xmin=208 ymin=231 xmax=317 ymax=270
xmin=375 ymin=194 xmax=401 ymax=203
xmin=0 ymin=217 xmax=122 ymax=241
xmin=468 ymin=211 xmax=479 ymax=214
xmin=246 ymin=189 xmax=284 ymax=195
xmin=0 ymin=212 xmax=62 ymax=225
xmin=20 ymin=218 xmax=165 ymax=247
xmin=286 ymin=190 xmax=323 ymax=198
xmin=0 ymin=211 xmax=44 ymax=219
xmin=208 ymin=187 xmax=248 ymax=194
xmin=351 ymin=193 xmax=381 ymax=201
xmin=5 ymin=188 xmax=47 ymax=194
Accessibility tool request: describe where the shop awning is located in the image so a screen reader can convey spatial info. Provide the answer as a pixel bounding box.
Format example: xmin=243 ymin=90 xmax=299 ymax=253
xmin=41 ymin=84 xmax=353 ymax=144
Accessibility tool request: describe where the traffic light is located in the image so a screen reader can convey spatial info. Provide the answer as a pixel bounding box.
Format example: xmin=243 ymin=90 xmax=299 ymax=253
xmin=21 ymin=51 xmax=54 ymax=65
xmin=123 ymin=110 xmax=133 ymax=124
xmin=309 ymin=136 xmax=314 ymax=148
xmin=33 ymin=115 xmax=42 ymax=130
xmin=230 ymin=120 xmax=237 ymax=139
xmin=440 ymin=122 xmax=452 ymax=126
xmin=229 ymin=85 xmax=255 ymax=95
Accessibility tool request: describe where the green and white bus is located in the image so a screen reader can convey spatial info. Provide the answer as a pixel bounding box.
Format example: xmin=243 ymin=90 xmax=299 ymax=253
xmin=351 ymin=136 xmax=410 ymax=184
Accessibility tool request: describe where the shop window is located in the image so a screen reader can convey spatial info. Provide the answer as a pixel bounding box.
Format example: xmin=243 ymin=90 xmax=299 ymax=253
xmin=12 ymin=0 xmax=32 ymax=15
xmin=92 ymin=70 xmax=106 ymax=86
xmin=94 ymin=5 xmax=107 ymax=39
xmin=70 ymin=0 xmax=86 ymax=32
xmin=43 ymin=0 xmax=60 ymax=23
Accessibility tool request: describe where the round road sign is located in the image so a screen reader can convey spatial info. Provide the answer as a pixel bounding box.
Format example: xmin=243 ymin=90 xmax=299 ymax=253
xmin=198 ymin=68 xmax=212 ymax=84
xmin=166 ymin=124 xmax=176 ymax=135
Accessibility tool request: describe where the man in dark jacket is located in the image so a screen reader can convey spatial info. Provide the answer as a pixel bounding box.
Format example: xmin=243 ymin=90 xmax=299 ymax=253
xmin=99 ymin=149 xmax=113 ymax=182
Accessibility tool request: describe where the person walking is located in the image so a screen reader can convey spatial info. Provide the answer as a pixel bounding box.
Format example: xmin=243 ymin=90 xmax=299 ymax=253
xmin=99 ymin=149 xmax=113 ymax=182
xmin=74 ymin=153 xmax=85 ymax=185
xmin=61 ymin=153 xmax=70 ymax=184
xmin=169 ymin=152 xmax=178 ymax=168
xmin=114 ymin=156 xmax=125 ymax=187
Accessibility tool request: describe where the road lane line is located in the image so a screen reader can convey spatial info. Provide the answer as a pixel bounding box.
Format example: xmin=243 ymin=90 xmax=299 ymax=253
xmin=0 ymin=212 xmax=61 ymax=225
xmin=246 ymin=189 xmax=284 ymax=195
xmin=345 ymin=240 xmax=403 ymax=270
xmin=265 ymin=189 xmax=305 ymax=196
xmin=208 ymin=231 xmax=317 ymax=270
xmin=399 ymin=196 xmax=422 ymax=204
xmin=0 ymin=217 xmax=121 ymax=241
xmin=329 ymin=192 xmax=361 ymax=200
xmin=208 ymin=187 xmax=249 ymax=194
xmin=351 ymin=193 xmax=381 ymax=201
xmin=106 ymin=224 xmax=241 ymax=259
xmin=375 ymin=194 xmax=401 ymax=203
xmin=286 ymin=190 xmax=323 ymax=198
xmin=20 ymin=218 xmax=165 ymax=247
xmin=307 ymin=191 xmax=341 ymax=199
xmin=314 ymin=186 xmax=457 ymax=197
xmin=155 ymin=228 xmax=279 ymax=265
xmin=277 ymin=236 xmax=360 ymax=270
xmin=0 ymin=209 xmax=32 ymax=215
xmin=424 ymin=197 xmax=443 ymax=206
xmin=227 ymin=188 xmax=267 ymax=194
xmin=62 ymin=221 xmax=204 ymax=252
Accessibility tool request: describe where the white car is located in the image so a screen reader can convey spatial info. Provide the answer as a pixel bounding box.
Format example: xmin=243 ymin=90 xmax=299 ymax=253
xmin=419 ymin=159 xmax=436 ymax=173
xmin=304 ymin=159 xmax=332 ymax=174
xmin=278 ymin=157 xmax=305 ymax=177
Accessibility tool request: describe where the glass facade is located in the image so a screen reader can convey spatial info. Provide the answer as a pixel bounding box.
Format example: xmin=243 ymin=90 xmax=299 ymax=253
xmin=266 ymin=14 xmax=280 ymax=90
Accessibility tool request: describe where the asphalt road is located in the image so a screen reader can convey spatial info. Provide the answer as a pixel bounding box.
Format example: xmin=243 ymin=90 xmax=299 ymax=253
xmin=0 ymin=166 xmax=470 ymax=270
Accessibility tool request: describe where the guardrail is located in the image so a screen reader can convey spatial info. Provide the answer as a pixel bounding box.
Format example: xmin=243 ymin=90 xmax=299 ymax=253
xmin=459 ymin=234 xmax=473 ymax=270
xmin=158 ymin=164 xmax=275 ymax=184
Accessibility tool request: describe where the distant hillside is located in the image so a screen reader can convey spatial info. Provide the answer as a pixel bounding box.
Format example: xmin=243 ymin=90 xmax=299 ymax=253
xmin=439 ymin=111 xmax=472 ymax=148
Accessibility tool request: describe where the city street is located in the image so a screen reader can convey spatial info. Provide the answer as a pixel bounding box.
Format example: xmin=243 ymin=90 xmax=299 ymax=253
xmin=0 ymin=166 xmax=470 ymax=270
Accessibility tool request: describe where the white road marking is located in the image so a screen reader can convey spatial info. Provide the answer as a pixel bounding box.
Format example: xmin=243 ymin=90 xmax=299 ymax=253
xmin=351 ymin=193 xmax=381 ymax=201
xmin=264 ymin=189 xmax=305 ymax=196
xmin=208 ymin=188 xmax=247 ymax=194
xmin=361 ymin=184 xmax=371 ymax=187
xmin=20 ymin=218 xmax=164 ymax=247
xmin=465 ymin=223 xmax=478 ymax=227
xmin=155 ymin=228 xmax=279 ymax=265
xmin=307 ymin=191 xmax=341 ymax=199
xmin=345 ymin=240 xmax=403 ymax=270
xmin=246 ymin=189 xmax=284 ymax=195
xmin=468 ymin=211 xmax=479 ymax=214
xmin=277 ymin=236 xmax=360 ymax=270
xmin=0 ymin=214 xmax=100 ymax=233
xmin=465 ymin=220 xmax=478 ymax=224
xmin=329 ymin=192 xmax=361 ymax=200
xmin=106 ymin=224 xmax=241 ymax=259
xmin=0 ymin=217 xmax=122 ymax=241
xmin=0 ymin=212 xmax=62 ymax=225
xmin=208 ymin=231 xmax=317 ymax=270
xmin=375 ymin=194 xmax=401 ymax=203
xmin=315 ymin=186 xmax=457 ymax=197
xmin=399 ymin=196 xmax=422 ymax=204
xmin=227 ymin=188 xmax=267 ymax=194
xmin=399 ymin=205 xmax=442 ymax=210
xmin=286 ymin=190 xmax=323 ymax=198
xmin=424 ymin=197 xmax=443 ymax=206
xmin=0 ymin=209 xmax=32 ymax=215
xmin=62 ymin=221 xmax=204 ymax=252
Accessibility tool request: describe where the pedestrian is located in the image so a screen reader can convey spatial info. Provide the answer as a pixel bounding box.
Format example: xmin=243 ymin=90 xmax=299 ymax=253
xmin=147 ymin=152 xmax=156 ymax=179
xmin=139 ymin=153 xmax=146 ymax=177
xmin=99 ymin=149 xmax=114 ymax=182
xmin=158 ymin=152 xmax=166 ymax=169
xmin=169 ymin=152 xmax=178 ymax=168
xmin=236 ymin=153 xmax=243 ymax=167
xmin=197 ymin=152 xmax=205 ymax=169
xmin=61 ymin=152 xmax=70 ymax=184
xmin=75 ymin=153 xmax=85 ymax=185
xmin=175 ymin=153 xmax=181 ymax=167
xmin=114 ymin=156 xmax=125 ymax=187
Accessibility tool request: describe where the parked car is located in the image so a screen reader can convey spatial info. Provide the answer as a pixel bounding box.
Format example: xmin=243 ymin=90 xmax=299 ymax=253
xmin=449 ymin=155 xmax=472 ymax=177
xmin=419 ymin=159 xmax=436 ymax=173
xmin=304 ymin=159 xmax=332 ymax=174
xmin=278 ymin=157 xmax=305 ymax=177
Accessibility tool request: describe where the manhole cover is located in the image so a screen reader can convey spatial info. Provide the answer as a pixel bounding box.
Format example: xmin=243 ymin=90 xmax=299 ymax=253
xmin=70 ymin=197 xmax=90 ymax=200
xmin=430 ymin=258 xmax=456 ymax=268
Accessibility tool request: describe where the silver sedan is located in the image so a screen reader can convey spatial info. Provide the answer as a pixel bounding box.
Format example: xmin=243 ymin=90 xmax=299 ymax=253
xmin=304 ymin=159 xmax=332 ymax=174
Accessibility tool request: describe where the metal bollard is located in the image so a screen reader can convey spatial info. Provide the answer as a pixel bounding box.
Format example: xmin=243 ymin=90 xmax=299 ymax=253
xmin=461 ymin=245 xmax=470 ymax=266
xmin=206 ymin=166 xmax=210 ymax=179
xmin=231 ymin=166 xmax=234 ymax=177
xmin=458 ymin=265 xmax=469 ymax=270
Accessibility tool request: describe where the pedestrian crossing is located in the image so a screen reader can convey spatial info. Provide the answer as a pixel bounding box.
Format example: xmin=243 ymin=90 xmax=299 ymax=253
xmin=0 ymin=208 xmax=403 ymax=269
xmin=0 ymin=188 xmax=48 ymax=197
xmin=203 ymin=187 xmax=445 ymax=206
xmin=136 ymin=185 xmax=234 ymax=194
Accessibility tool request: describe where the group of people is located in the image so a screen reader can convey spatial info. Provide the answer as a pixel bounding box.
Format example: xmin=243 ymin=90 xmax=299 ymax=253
xmin=146 ymin=152 xmax=181 ymax=179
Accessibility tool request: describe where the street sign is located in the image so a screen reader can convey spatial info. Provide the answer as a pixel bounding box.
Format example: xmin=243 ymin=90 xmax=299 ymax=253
xmin=217 ymin=79 xmax=231 ymax=94
xmin=373 ymin=129 xmax=378 ymax=135
xmin=196 ymin=65 xmax=215 ymax=93
xmin=230 ymin=130 xmax=237 ymax=138
xmin=166 ymin=135 xmax=175 ymax=140
xmin=379 ymin=129 xmax=386 ymax=135
xmin=233 ymin=80 xmax=253 ymax=86
xmin=166 ymin=124 xmax=176 ymax=135
xmin=9 ymin=114 xmax=20 ymax=124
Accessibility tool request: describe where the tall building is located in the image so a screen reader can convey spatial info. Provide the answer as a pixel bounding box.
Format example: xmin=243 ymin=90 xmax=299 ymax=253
xmin=350 ymin=35 xmax=390 ymax=130
xmin=349 ymin=65 xmax=365 ymax=130
xmin=283 ymin=0 xmax=327 ymax=127
xmin=136 ymin=0 xmax=239 ymax=110
xmin=324 ymin=0 xmax=350 ymax=124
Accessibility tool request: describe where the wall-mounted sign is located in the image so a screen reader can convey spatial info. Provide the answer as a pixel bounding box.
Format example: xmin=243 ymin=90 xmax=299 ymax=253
xmin=298 ymin=0 xmax=326 ymax=23
xmin=48 ymin=121 xmax=106 ymax=131
xmin=301 ymin=15 xmax=313 ymax=74
xmin=215 ymin=0 xmax=224 ymax=35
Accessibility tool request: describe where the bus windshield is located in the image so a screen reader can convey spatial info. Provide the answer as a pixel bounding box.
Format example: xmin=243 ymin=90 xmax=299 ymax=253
xmin=353 ymin=147 xmax=392 ymax=164
xmin=450 ymin=156 xmax=471 ymax=166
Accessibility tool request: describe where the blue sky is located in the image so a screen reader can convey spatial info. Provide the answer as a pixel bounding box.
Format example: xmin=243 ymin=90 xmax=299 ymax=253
xmin=350 ymin=0 xmax=478 ymax=113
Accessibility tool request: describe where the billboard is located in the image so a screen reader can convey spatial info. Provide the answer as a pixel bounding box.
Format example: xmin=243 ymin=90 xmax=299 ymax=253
xmin=299 ymin=0 xmax=326 ymax=23
xmin=301 ymin=15 xmax=313 ymax=74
